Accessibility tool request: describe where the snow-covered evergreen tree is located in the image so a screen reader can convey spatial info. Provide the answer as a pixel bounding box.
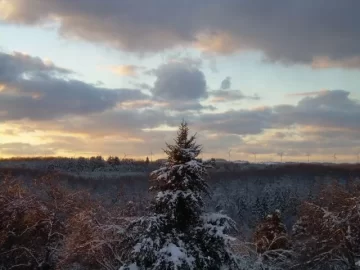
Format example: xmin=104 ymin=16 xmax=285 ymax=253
xmin=120 ymin=121 xmax=240 ymax=270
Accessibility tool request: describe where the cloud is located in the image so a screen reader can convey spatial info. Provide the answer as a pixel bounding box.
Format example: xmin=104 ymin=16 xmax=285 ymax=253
xmin=207 ymin=76 xmax=260 ymax=103
xmin=198 ymin=133 xmax=243 ymax=153
xmin=195 ymin=32 xmax=241 ymax=54
xmin=196 ymin=107 xmax=274 ymax=135
xmin=151 ymin=61 xmax=208 ymax=102
xmin=0 ymin=51 xmax=149 ymax=121
xmin=130 ymin=82 xmax=152 ymax=91
xmin=0 ymin=142 xmax=55 ymax=156
xmin=0 ymin=48 xmax=359 ymax=159
xmin=210 ymin=89 xmax=260 ymax=103
xmin=106 ymin=65 xmax=143 ymax=76
xmin=143 ymin=60 xmax=213 ymax=112
xmin=298 ymin=126 xmax=360 ymax=143
xmin=59 ymin=108 xmax=170 ymax=137
xmin=0 ymin=81 xmax=147 ymax=121
xmin=2 ymin=1 xmax=360 ymax=67
xmin=260 ymin=137 xmax=360 ymax=155
xmin=0 ymin=51 xmax=71 ymax=83
xmin=286 ymin=90 xmax=329 ymax=97
xmin=119 ymin=99 xmax=216 ymax=112
xmin=220 ymin=76 xmax=231 ymax=90
xmin=2 ymin=89 xmax=359 ymax=159
xmin=273 ymin=90 xmax=360 ymax=131
xmin=231 ymin=125 xmax=360 ymax=159
xmin=312 ymin=56 xmax=360 ymax=69
xmin=164 ymin=102 xmax=216 ymax=112
xmin=118 ymin=100 xmax=168 ymax=110
xmin=192 ymin=90 xmax=360 ymax=136
xmin=166 ymin=55 xmax=203 ymax=69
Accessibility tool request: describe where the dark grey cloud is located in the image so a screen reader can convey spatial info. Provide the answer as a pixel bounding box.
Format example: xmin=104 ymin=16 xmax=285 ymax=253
xmin=146 ymin=58 xmax=217 ymax=112
xmin=196 ymin=107 xmax=274 ymax=135
xmin=0 ymin=51 xmax=149 ymax=121
xmin=151 ymin=61 xmax=207 ymax=102
xmin=0 ymin=51 xmax=71 ymax=83
xmin=0 ymin=79 xmax=147 ymax=121
xmin=220 ymin=76 xmax=231 ymax=90
xmin=2 ymin=0 xmax=360 ymax=67
xmin=193 ymin=90 xmax=360 ymax=135
xmin=273 ymin=90 xmax=360 ymax=130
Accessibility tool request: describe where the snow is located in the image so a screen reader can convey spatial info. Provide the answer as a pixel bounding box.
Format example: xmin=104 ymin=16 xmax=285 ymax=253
xmin=152 ymin=160 xmax=205 ymax=180
xmin=200 ymin=213 xmax=236 ymax=241
xmin=155 ymin=190 xmax=199 ymax=204
xmin=201 ymin=212 xmax=231 ymax=223
xmin=156 ymin=171 xmax=170 ymax=181
xmin=157 ymin=242 xmax=195 ymax=269
xmin=133 ymin=237 xmax=155 ymax=253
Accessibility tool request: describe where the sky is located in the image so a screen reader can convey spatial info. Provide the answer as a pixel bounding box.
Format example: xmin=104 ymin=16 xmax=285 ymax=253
xmin=0 ymin=0 xmax=360 ymax=162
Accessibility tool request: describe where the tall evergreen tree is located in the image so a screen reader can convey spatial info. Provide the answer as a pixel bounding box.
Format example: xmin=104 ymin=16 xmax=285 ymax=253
xmin=120 ymin=121 xmax=240 ymax=270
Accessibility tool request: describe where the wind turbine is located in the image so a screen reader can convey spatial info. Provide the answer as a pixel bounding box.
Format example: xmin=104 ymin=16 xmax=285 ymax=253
xmin=252 ymin=152 xmax=257 ymax=163
xmin=306 ymin=152 xmax=311 ymax=163
xmin=278 ymin=152 xmax=284 ymax=162
xmin=333 ymin=153 xmax=337 ymax=163
xmin=150 ymin=150 xmax=153 ymax=162
xmin=357 ymin=152 xmax=359 ymax=164
xmin=228 ymin=149 xmax=232 ymax=162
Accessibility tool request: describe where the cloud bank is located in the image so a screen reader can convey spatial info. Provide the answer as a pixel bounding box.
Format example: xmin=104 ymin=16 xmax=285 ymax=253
xmin=0 ymin=50 xmax=359 ymax=160
xmin=0 ymin=51 xmax=148 ymax=121
xmin=2 ymin=0 xmax=360 ymax=68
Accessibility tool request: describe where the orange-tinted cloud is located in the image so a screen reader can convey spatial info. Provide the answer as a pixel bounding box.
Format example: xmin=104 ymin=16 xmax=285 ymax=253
xmin=0 ymin=1 xmax=14 ymax=19
xmin=195 ymin=32 xmax=244 ymax=54
xmin=286 ymin=90 xmax=329 ymax=97
xmin=107 ymin=65 xmax=142 ymax=76
xmin=312 ymin=56 xmax=360 ymax=69
xmin=118 ymin=100 xmax=168 ymax=109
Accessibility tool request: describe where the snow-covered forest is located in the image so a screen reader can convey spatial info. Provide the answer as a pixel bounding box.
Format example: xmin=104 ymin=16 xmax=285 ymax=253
xmin=1 ymin=123 xmax=360 ymax=269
